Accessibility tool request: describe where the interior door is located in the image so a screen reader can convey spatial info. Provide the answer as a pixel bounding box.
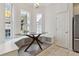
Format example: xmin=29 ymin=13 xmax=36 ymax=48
xmin=56 ymin=12 xmax=69 ymax=49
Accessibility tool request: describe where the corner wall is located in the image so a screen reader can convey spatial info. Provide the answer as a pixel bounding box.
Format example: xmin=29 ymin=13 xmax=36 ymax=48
xmin=0 ymin=4 xmax=5 ymax=44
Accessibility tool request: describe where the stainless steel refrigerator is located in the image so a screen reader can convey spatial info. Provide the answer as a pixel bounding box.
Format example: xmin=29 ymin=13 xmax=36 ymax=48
xmin=73 ymin=15 xmax=79 ymax=52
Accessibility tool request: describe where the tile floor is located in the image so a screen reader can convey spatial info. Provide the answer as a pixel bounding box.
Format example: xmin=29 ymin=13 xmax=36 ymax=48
xmin=37 ymin=44 xmax=79 ymax=56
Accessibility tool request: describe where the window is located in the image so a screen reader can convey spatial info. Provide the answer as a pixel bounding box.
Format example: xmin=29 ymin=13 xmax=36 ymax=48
xmin=5 ymin=29 xmax=11 ymax=39
xmin=5 ymin=3 xmax=12 ymax=39
xmin=36 ymin=13 xmax=43 ymax=33
xmin=5 ymin=3 xmax=12 ymax=19
xmin=20 ymin=9 xmax=30 ymax=33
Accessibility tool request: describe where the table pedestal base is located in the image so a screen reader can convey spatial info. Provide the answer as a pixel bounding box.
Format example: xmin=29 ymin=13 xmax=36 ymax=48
xmin=24 ymin=35 xmax=43 ymax=52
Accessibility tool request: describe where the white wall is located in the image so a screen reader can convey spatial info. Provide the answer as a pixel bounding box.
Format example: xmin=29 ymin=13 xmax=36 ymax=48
xmin=0 ymin=4 xmax=5 ymax=44
xmin=44 ymin=4 xmax=56 ymax=43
